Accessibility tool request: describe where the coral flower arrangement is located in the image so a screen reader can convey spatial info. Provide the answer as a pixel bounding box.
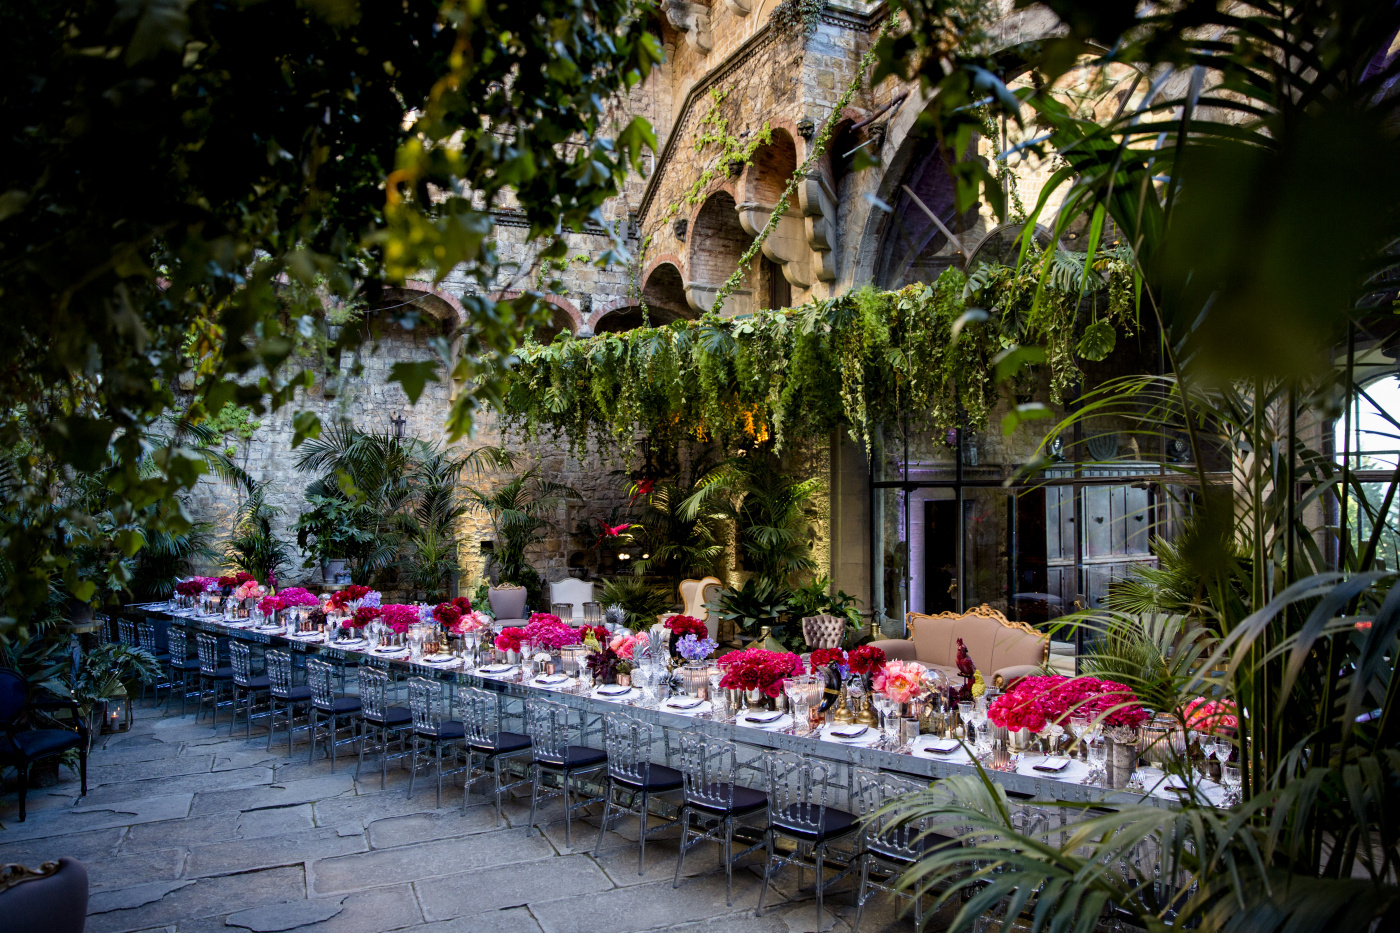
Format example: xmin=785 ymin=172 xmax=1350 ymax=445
xmin=1180 ymin=696 xmax=1239 ymax=734
xmin=873 ymin=659 xmax=925 ymax=705
xmin=717 ymin=648 xmax=804 ymax=698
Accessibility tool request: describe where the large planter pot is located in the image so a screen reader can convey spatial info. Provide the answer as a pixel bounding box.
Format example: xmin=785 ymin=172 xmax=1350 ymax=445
xmin=323 ymin=559 xmax=349 ymax=584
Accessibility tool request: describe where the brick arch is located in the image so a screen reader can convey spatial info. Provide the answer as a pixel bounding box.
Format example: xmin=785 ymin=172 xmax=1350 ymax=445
xmin=741 ymin=127 xmax=800 ymax=212
xmin=686 ymin=189 xmax=755 ymax=315
xmin=490 ymin=291 xmax=582 ymax=343
xmin=641 ymin=260 xmax=692 ymax=319
xmin=379 ymin=282 xmax=466 ymax=327
xmin=594 ymin=301 xmax=695 ymax=334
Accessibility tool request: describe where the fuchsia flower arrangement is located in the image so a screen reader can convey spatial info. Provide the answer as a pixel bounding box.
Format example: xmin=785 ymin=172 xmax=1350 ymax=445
xmin=433 ymin=602 xmax=462 ymax=628
xmin=257 ymin=595 xmax=288 ymax=615
xmin=523 ymin=613 xmax=581 ymax=649
xmin=873 ymin=659 xmax=926 ymax=704
xmin=327 ymin=585 xmax=372 ymax=613
xmin=348 ymin=606 xmax=380 ymax=629
xmin=717 ymin=648 xmax=804 ymax=698
xmin=988 ymin=675 xmax=1150 ymax=734
xmin=495 ymin=627 xmax=526 ymax=653
xmin=378 ymin=604 xmax=420 ymax=634
xmin=1180 ymin=696 xmax=1238 ymax=734
xmin=175 ymin=577 xmax=217 ymax=597
xmin=276 ymin=587 xmax=319 ymax=608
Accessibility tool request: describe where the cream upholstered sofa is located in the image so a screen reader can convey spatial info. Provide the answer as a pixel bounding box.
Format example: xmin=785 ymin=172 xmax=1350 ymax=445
xmin=869 ymin=605 xmax=1048 ymax=687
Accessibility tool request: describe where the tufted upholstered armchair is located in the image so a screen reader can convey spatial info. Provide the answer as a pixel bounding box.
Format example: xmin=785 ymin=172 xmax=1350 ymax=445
xmin=800 ymin=613 xmax=846 ymax=650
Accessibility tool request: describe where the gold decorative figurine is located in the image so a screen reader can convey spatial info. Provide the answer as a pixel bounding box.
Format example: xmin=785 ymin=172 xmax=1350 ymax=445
xmin=832 ymin=686 xmax=855 ymax=724
xmin=855 ymin=693 xmax=878 ymax=726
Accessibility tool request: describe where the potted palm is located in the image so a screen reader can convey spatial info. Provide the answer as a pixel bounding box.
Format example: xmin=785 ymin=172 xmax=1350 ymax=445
xmin=294 ymin=493 xmax=371 ymax=584
xmin=47 ymin=642 xmax=162 ymax=749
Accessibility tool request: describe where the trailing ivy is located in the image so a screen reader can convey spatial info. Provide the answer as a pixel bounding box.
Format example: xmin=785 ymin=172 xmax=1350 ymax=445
xmin=504 ymin=252 xmax=1135 ymax=458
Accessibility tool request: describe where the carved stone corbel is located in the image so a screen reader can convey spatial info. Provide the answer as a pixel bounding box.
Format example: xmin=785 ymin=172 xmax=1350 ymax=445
xmin=736 ymin=201 xmax=812 ymax=288
xmin=724 ymin=0 xmax=753 ymax=14
xmin=662 ymin=0 xmax=713 ymax=53
xmin=797 ymin=171 xmax=839 ymax=282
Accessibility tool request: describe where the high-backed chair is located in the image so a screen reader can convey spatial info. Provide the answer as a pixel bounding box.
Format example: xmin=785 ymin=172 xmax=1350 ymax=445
xmin=851 ymin=768 xmax=961 ymax=932
xmin=800 ymin=613 xmax=846 ymax=650
xmin=166 ymin=627 xmax=202 ymax=715
xmin=228 ymin=642 xmax=271 ymax=738
xmin=0 ymin=857 xmax=89 ymax=932
xmin=869 ymin=604 xmax=1050 ymax=687
xmin=672 ymin=733 xmax=768 ymax=907
xmin=678 ymin=577 xmax=722 ymax=640
xmin=194 ymin=633 xmax=234 ymax=730
xmin=136 ymin=620 xmax=171 ymax=703
xmin=756 ymin=750 xmax=859 ymax=925
xmin=266 ymin=648 xmax=312 ymax=755
xmin=356 ymin=666 xmax=412 ymax=788
xmin=407 ymin=679 xmax=468 ymax=807
xmin=594 ymin=711 xmax=681 ymax=875
xmin=524 ymin=698 xmax=607 ymax=848
xmin=548 ymin=578 xmax=595 ymax=624
xmin=307 ymin=658 xmax=362 ymax=771
xmin=0 ymin=670 xmax=87 ymax=822
xmin=460 ymin=686 xmax=532 ymax=824
xmin=487 ymin=584 xmax=529 ymax=626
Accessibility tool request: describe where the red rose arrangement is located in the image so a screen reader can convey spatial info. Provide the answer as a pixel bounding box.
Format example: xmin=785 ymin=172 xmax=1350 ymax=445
xmin=257 ymin=595 xmax=288 ymax=615
xmin=988 ymin=675 xmax=1149 ymax=734
xmin=717 ymin=648 xmax=804 ymax=698
xmin=809 ymin=647 xmax=847 ymax=673
xmin=664 ymin=615 xmax=708 ymax=639
xmin=494 ymin=627 xmax=526 ymax=653
xmin=175 ymin=577 xmax=216 ymax=597
xmin=523 ymin=613 xmax=580 ymax=649
xmin=379 ymin=604 xmax=420 ymax=634
xmin=849 ymin=644 xmax=887 ymax=675
xmin=217 ymin=572 xmax=254 ymax=590
xmin=347 ymin=606 xmax=381 ymax=629
xmin=433 ymin=603 xmax=462 ymax=627
xmin=276 ymin=587 xmax=319 ymax=608
xmin=1180 ymin=696 xmax=1238 ymax=734
xmin=327 ymin=585 xmax=372 ymax=613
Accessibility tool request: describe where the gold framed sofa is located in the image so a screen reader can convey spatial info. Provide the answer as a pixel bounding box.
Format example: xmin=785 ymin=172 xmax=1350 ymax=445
xmin=869 ymin=604 xmax=1049 ymax=687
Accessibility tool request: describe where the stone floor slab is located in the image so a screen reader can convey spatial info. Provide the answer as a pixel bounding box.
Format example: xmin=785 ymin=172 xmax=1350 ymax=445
xmin=86 ymin=754 xmax=216 ymax=788
xmin=0 ymin=793 xmax=193 ymax=842
xmin=309 ymin=831 xmax=555 ymax=895
xmin=225 ymin=897 xmax=347 ymax=931
xmin=79 ymin=765 xmax=275 ymax=807
xmin=84 ymin=847 xmax=187 ymax=891
xmin=0 ymin=825 xmax=127 ymax=865
xmin=528 ymin=872 xmax=771 ymax=933
xmin=413 ymin=855 xmax=612 ymax=922
xmin=185 ymin=825 xmax=367 ymax=878
xmin=366 ymin=806 xmax=505 ymax=850
xmin=191 ymin=773 xmax=356 ymax=817
xmin=410 ymin=907 xmax=545 ymax=933
xmin=85 ymin=864 xmax=305 ymax=933
xmin=236 ymin=802 xmax=316 ymax=839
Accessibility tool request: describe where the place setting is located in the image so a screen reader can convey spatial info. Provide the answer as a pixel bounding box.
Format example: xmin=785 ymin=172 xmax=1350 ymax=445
xmin=734 ymin=708 xmax=793 ymax=732
xmin=659 ymin=695 xmax=711 ymax=717
xmin=477 ymin=663 xmax=519 ymax=680
xmin=819 ymin=723 xmax=882 ymax=747
xmin=592 ymin=683 xmax=639 ymax=702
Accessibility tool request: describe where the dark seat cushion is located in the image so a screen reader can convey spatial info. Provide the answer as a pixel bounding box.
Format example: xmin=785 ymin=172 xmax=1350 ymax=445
xmin=0 ymin=856 xmax=88 ymax=933
xmin=613 ymin=762 xmax=682 ymax=792
xmin=469 ymin=731 xmax=531 ymax=755
xmin=315 ymin=696 xmax=362 ymax=714
xmin=536 ymin=745 xmax=607 ymax=769
xmin=203 ymin=667 xmax=234 ymax=681
xmin=363 ymin=705 xmax=412 ymax=726
xmin=171 ymin=658 xmax=200 ymax=671
xmin=772 ymin=804 xmax=858 ymax=844
xmin=275 ymin=685 xmax=313 ymax=702
xmin=238 ymin=675 xmax=271 ymax=690
xmin=868 ymin=830 xmax=959 ymax=863
xmin=0 ymin=728 xmax=84 ymax=762
xmin=418 ymin=720 xmax=465 ymax=741
xmin=687 ymin=782 xmax=767 ymax=815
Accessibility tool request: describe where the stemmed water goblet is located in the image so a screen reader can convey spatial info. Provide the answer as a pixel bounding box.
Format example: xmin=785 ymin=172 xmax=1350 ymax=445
xmin=1212 ymin=736 xmax=1232 ymax=767
xmin=1221 ymin=762 xmax=1242 ymax=805
xmin=1085 ymin=734 xmax=1108 ymax=785
xmin=871 ymin=694 xmax=896 ymax=745
xmin=970 ymin=703 xmax=990 ymax=755
xmin=1070 ymin=715 xmax=1091 ymax=760
xmin=785 ymin=679 xmax=808 ymax=734
xmin=958 ymin=701 xmax=974 ymax=742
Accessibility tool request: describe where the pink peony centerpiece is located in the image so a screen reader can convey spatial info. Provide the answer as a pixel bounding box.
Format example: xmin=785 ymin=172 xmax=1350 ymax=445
xmin=609 ymin=633 xmax=638 ymax=660
xmin=234 ymin=580 xmax=266 ymax=601
xmin=873 ymin=659 xmax=926 ymax=705
xmin=1180 ymin=696 xmax=1238 ymax=734
xmin=378 ymin=604 xmax=420 ymax=635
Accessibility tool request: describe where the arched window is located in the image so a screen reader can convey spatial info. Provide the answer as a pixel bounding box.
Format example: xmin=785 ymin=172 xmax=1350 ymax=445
xmin=1337 ymin=373 xmax=1400 ymax=569
xmin=873 ymin=132 xmax=982 ymax=289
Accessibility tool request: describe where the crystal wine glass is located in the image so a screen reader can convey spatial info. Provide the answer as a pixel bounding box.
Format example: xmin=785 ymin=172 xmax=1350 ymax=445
xmin=970 ymin=704 xmax=990 ymax=754
xmin=958 ymin=701 xmax=974 ymax=741
xmin=1070 ymin=715 xmax=1091 ymax=759
xmin=1086 ymin=734 xmax=1108 ymax=785
xmin=1221 ymin=761 xmax=1242 ymax=805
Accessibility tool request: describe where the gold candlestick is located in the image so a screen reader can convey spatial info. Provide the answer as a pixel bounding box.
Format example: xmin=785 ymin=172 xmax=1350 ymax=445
xmin=832 ymin=686 xmax=854 ymax=724
xmin=855 ymin=693 xmax=878 ymax=726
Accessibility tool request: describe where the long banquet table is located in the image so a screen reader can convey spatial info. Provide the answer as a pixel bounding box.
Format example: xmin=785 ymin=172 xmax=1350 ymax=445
xmin=126 ymin=602 xmax=1221 ymax=811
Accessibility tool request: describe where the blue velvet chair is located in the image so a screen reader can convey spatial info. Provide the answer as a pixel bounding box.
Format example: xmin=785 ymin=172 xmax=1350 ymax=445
xmin=0 ymin=669 xmax=88 ymax=821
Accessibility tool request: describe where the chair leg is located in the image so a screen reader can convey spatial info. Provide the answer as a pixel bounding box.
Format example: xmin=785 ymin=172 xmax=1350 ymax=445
xmin=724 ymin=816 xmax=735 ymax=907
xmin=16 ymin=762 xmax=27 ymax=822
xmin=309 ymin=709 xmax=319 ymax=764
xmin=407 ymin=737 xmax=419 ymax=799
xmin=562 ymin=769 xmax=572 ymax=849
xmin=756 ymin=830 xmax=775 ymax=917
xmin=434 ymin=743 xmax=443 ymax=808
xmin=853 ymin=854 xmax=871 ymax=933
xmin=637 ymin=792 xmax=648 ymax=876
xmin=672 ymin=807 xmax=690 ymax=890
xmin=79 ymin=747 xmax=87 ymax=797
xmin=814 ymin=842 xmax=826 ymax=931
xmin=593 ymin=784 xmax=612 ymax=858
xmin=527 ymin=764 xmax=541 ymax=836
xmin=328 ymin=716 xmax=337 ymax=772
xmin=287 ymin=703 xmax=297 ymax=757
xmin=266 ymin=699 xmax=278 ymax=751
xmin=381 ymin=727 xmax=391 ymax=790
xmin=356 ymin=721 xmax=367 ymax=780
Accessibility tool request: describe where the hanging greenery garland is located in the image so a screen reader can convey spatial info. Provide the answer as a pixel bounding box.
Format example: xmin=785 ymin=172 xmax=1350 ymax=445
xmin=504 ymin=251 xmax=1136 ymax=459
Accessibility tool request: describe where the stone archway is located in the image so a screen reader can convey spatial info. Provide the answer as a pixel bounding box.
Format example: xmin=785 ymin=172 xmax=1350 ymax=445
xmin=686 ymin=190 xmax=755 ymax=316
xmin=738 ymin=128 xmax=812 ymax=289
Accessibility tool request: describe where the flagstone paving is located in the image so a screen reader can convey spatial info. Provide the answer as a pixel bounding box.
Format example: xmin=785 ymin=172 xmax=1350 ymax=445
xmin=0 ymin=703 xmax=954 ymax=933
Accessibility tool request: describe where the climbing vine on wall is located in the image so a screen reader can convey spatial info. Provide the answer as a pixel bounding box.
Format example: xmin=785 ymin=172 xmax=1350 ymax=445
xmin=505 ymin=250 xmax=1136 ymax=458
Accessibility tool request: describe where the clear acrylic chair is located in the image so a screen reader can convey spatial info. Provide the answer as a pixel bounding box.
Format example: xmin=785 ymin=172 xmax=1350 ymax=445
xmin=117 ymin=617 xmax=137 ymax=648
xmin=307 ymin=658 xmax=362 ymax=771
xmin=228 ymin=641 xmax=271 ymax=738
xmin=407 ymin=678 xmax=468 ymax=807
xmin=594 ymin=711 xmax=682 ymax=875
xmin=672 ymin=733 xmax=768 ymax=907
xmin=851 ymin=768 xmax=962 ymax=932
xmin=756 ymin=750 xmax=860 ymax=924
xmin=356 ymin=666 xmax=413 ymax=788
xmin=265 ymin=648 xmax=312 ymax=755
xmin=136 ymin=620 xmax=170 ymax=703
xmin=460 ymin=686 xmax=532 ymax=825
xmin=524 ymin=697 xmax=607 ymax=848
xmin=166 ymin=627 xmax=202 ymax=715
xmin=194 ymin=633 xmax=235 ymax=730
